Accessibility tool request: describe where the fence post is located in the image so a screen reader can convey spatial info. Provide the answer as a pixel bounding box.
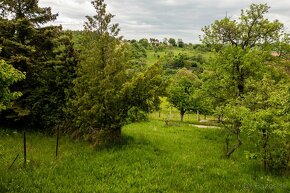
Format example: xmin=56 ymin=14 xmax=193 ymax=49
xmin=56 ymin=126 xmax=60 ymax=160
xmin=23 ymin=130 xmax=27 ymax=166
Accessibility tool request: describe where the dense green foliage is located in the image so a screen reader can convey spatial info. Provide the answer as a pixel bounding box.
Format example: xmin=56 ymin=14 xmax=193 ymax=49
xmin=0 ymin=0 xmax=77 ymax=130
xmin=168 ymin=38 xmax=177 ymax=46
xmin=0 ymin=59 xmax=25 ymax=111
xmin=168 ymin=68 xmax=201 ymax=121
xmin=69 ymin=0 xmax=166 ymax=145
xmin=201 ymin=4 xmax=290 ymax=171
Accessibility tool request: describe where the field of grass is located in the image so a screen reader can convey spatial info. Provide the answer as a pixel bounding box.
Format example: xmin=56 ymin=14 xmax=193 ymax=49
xmin=146 ymin=47 xmax=208 ymax=66
xmin=1 ymin=118 xmax=290 ymax=192
xmin=151 ymin=97 xmax=218 ymax=126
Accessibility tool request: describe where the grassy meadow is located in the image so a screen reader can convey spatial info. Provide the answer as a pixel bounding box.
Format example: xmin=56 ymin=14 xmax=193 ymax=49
xmin=1 ymin=113 xmax=290 ymax=193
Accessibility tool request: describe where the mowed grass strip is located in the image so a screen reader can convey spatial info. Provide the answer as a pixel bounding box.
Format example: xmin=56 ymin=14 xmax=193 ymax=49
xmin=0 ymin=120 xmax=289 ymax=193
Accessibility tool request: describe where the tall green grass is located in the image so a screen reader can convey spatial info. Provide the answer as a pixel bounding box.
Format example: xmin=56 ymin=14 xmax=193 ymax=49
xmin=146 ymin=47 xmax=203 ymax=66
xmin=0 ymin=120 xmax=289 ymax=192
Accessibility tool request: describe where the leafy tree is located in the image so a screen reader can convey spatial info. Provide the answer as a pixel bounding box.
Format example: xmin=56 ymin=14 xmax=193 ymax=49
xmin=149 ymin=38 xmax=160 ymax=47
xmin=0 ymin=59 xmax=25 ymax=111
xmin=168 ymin=38 xmax=177 ymax=47
xmin=242 ymin=76 xmax=290 ymax=172
xmin=160 ymin=51 xmax=176 ymax=76
xmin=202 ymin=3 xmax=283 ymax=98
xmin=139 ymin=38 xmax=150 ymax=49
xmin=0 ymin=0 xmax=77 ymax=129
xmin=190 ymin=54 xmax=206 ymax=67
xmin=168 ymin=68 xmax=201 ymax=122
xmin=173 ymin=53 xmax=187 ymax=69
xmin=202 ymin=4 xmax=283 ymax=50
xmin=70 ymin=0 xmax=166 ymax=146
xmin=130 ymin=39 xmax=137 ymax=43
xmin=129 ymin=42 xmax=147 ymax=69
xmin=177 ymin=39 xmax=185 ymax=48
xmin=193 ymin=44 xmax=211 ymax=52
xmin=123 ymin=63 xmax=168 ymax=117
xmin=201 ymin=4 xmax=286 ymax=157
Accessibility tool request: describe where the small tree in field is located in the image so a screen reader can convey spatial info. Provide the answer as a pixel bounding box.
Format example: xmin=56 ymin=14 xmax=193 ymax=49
xmin=168 ymin=68 xmax=201 ymax=122
xmin=71 ymin=0 xmax=166 ymax=146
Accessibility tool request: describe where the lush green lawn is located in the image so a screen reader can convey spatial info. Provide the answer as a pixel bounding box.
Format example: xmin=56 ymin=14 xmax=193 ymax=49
xmin=0 ymin=119 xmax=289 ymax=193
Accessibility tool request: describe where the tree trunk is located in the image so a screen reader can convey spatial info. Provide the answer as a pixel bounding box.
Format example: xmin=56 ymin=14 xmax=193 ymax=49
xmin=235 ymin=61 xmax=244 ymax=98
xmin=262 ymin=129 xmax=269 ymax=170
xmin=225 ymin=134 xmax=229 ymax=154
xmin=238 ymin=73 xmax=244 ymax=97
xmin=180 ymin=108 xmax=185 ymax=122
xmin=204 ymin=114 xmax=207 ymax=120
xmin=180 ymin=112 xmax=184 ymax=122
xmin=56 ymin=126 xmax=60 ymax=160
xmin=218 ymin=115 xmax=222 ymax=122
xmin=226 ymin=121 xmax=242 ymax=158
xmin=23 ymin=130 xmax=27 ymax=166
xmin=197 ymin=110 xmax=200 ymax=122
xmin=93 ymin=127 xmax=122 ymax=148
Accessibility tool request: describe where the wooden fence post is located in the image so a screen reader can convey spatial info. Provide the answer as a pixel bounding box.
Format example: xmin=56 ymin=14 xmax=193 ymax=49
xmin=56 ymin=126 xmax=60 ymax=160
xmin=23 ymin=130 xmax=27 ymax=166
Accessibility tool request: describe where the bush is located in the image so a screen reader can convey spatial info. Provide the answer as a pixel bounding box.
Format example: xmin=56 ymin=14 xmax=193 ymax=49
xmin=268 ymin=146 xmax=289 ymax=173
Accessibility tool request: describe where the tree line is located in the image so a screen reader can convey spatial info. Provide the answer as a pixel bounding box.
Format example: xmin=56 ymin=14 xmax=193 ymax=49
xmin=1 ymin=0 xmax=290 ymax=173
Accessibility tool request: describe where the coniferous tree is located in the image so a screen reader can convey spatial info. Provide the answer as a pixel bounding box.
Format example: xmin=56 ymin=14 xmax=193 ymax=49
xmin=70 ymin=0 xmax=166 ymax=146
xmin=0 ymin=0 xmax=77 ymax=130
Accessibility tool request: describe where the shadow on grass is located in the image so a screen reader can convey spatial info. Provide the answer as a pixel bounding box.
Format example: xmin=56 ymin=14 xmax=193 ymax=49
xmin=96 ymin=133 xmax=151 ymax=147
xmin=99 ymin=133 xmax=165 ymax=158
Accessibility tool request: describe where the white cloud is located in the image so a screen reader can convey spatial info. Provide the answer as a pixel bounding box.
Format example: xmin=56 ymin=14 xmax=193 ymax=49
xmin=38 ymin=0 xmax=290 ymax=43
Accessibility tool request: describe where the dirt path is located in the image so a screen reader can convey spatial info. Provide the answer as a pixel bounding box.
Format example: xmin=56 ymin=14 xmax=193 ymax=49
xmin=190 ymin=124 xmax=221 ymax=129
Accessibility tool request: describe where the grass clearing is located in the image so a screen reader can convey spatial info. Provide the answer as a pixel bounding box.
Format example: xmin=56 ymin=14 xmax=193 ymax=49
xmin=0 ymin=120 xmax=290 ymax=192
xmin=146 ymin=47 xmax=205 ymax=66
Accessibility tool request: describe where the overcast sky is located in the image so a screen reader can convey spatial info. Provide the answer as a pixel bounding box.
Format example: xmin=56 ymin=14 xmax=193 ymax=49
xmin=38 ymin=0 xmax=290 ymax=43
